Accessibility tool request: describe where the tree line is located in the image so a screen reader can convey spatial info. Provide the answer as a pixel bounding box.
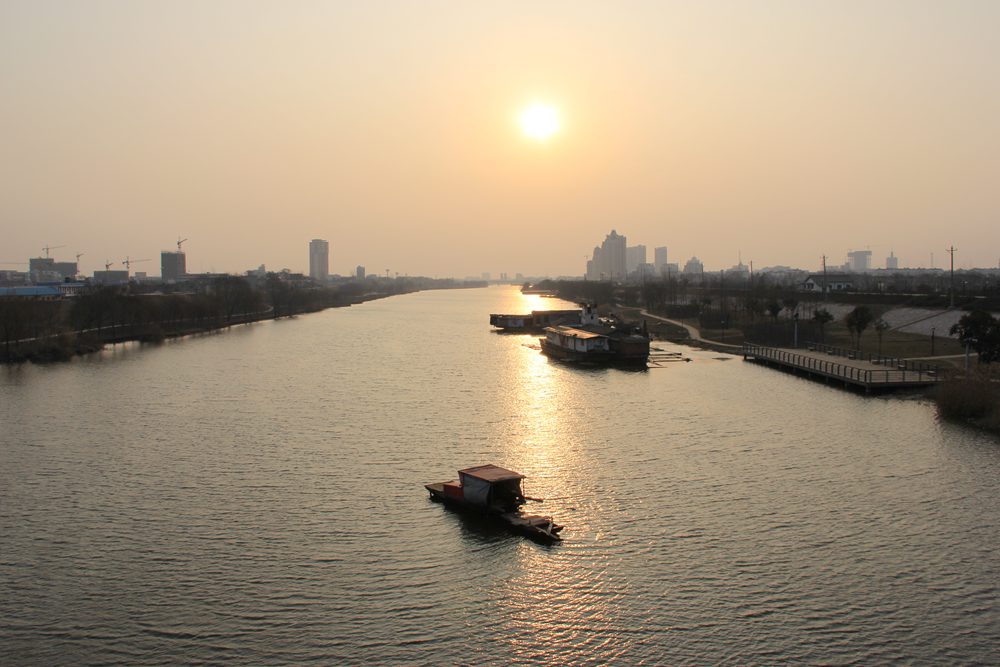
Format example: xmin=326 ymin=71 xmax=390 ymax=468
xmin=1 ymin=274 xmax=478 ymax=363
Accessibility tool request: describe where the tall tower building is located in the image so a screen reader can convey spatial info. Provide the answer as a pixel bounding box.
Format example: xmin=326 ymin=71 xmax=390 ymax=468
xmin=309 ymin=239 xmax=329 ymax=281
xmin=654 ymin=246 xmax=668 ymax=273
xmin=601 ymin=230 xmax=627 ymax=280
xmin=626 ymin=245 xmax=647 ymax=275
xmin=846 ymin=249 xmax=872 ymax=272
xmin=586 ymin=246 xmax=602 ymax=280
xmin=886 ymin=251 xmax=899 ymax=270
xmin=161 ymin=251 xmax=186 ymax=282
xmin=584 ymin=231 xmax=627 ymax=280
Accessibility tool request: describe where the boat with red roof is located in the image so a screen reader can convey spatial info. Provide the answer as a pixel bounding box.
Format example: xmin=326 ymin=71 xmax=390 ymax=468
xmin=424 ymin=464 xmax=564 ymax=542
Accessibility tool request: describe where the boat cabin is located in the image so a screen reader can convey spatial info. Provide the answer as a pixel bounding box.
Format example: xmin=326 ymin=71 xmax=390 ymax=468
xmin=453 ymin=464 xmax=526 ymax=510
xmin=425 ymin=464 xmax=564 ymax=541
xmin=543 ymin=326 xmax=611 ymax=352
xmin=489 ymin=313 xmax=530 ymax=328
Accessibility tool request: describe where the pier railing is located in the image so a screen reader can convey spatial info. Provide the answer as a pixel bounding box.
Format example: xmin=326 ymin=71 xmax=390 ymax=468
xmin=803 ymin=341 xmax=939 ymax=375
xmin=744 ymin=343 xmax=941 ymax=389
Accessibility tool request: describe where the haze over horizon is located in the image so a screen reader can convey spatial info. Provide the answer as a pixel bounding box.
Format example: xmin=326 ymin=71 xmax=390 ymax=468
xmin=2 ymin=1 xmax=998 ymax=277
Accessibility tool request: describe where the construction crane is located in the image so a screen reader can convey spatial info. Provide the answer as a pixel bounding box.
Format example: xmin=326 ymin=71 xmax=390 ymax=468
xmin=42 ymin=244 xmax=66 ymax=258
xmin=104 ymin=260 xmax=114 ymax=271
xmin=75 ymin=252 xmax=85 ymax=262
xmin=122 ymin=257 xmax=150 ymax=275
xmin=177 ymin=237 xmax=188 ymax=252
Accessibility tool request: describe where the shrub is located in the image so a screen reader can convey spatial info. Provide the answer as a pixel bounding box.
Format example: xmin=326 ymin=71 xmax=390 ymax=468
xmin=932 ymin=371 xmax=1000 ymax=425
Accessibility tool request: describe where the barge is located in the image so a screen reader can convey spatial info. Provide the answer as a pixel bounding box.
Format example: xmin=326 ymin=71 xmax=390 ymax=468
xmin=539 ymin=306 xmax=650 ymax=367
xmin=489 ymin=309 xmax=581 ymax=332
xmin=425 ymin=464 xmax=564 ymax=542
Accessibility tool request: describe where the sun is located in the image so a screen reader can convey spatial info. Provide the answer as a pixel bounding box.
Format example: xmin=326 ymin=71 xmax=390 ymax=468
xmin=519 ymin=103 xmax=561 ymax=141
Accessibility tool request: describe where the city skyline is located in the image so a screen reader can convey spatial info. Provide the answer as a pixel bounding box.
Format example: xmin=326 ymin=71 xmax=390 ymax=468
xmin=2 ymin=2 xmax=998 ymax=276
xmin=5 ymin=234 xmax=994 ymax=282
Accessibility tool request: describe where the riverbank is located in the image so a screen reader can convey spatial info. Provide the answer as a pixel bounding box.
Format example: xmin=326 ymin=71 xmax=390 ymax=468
xmin=624 ymin=307 xmax=999 ymax=436
xmin=2 ymin=288 xmax=418 ymax=365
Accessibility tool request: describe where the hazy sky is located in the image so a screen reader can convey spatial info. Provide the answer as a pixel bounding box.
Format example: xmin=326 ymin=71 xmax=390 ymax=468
xmin=2 ymin=1 xmax=998 ymax=277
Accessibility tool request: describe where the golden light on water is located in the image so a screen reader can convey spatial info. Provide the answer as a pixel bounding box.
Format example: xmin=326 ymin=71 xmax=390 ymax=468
xmin=519 ymin=103 xmax=561 ymax=141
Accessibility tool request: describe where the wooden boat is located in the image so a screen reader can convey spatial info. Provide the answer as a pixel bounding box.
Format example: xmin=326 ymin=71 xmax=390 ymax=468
xmin=424 ymin=464 xmax=564 ymax=542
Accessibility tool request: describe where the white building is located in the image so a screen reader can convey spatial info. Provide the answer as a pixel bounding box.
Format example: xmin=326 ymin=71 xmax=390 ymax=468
xmin=803 ymin=273 xmax=854 ymax=292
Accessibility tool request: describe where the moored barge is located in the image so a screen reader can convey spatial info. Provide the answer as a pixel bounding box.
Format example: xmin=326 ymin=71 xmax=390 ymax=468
xmin=489 ymin=309 xmax=581 ymax=332
xmin=538 ymin=306 xmax=650 ymax=367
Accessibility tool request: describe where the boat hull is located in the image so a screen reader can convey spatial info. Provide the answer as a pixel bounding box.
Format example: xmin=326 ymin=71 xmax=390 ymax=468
xmin=539 ymin=338 xmax=649 ymax=367
xmin=425 ymin=483 xmax=563 ymax=542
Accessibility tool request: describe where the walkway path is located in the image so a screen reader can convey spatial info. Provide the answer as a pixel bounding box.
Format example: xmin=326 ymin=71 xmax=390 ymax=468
xmin=638 ymin=309 xmax=742 ymax=351
xmin=743 ymin=343 xmax=942 ymax=392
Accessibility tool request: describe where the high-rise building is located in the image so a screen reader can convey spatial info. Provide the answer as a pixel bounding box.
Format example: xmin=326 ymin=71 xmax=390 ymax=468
xmin=309 ymin=239 xmax=329 ymax=281
xmin=356 ymin=265 xmax=366 ymax=279
xmin=93 ymin=269 xmax=129 ymax=285
xmin=52 ymin=262 xmax=77 ymax=279
xmin=29 ymin=257 xmax=77 ymax=280
xmin=161 ymin=251 xmax=186 ymax=281
xmin=586 ymin=246 xmax=601 ymax=280
xmin=846 ymin=249 xmax=872 ymax=272
xmin=29 ymin=257 xmax=54 ymax=274
xmin=586 ymin=230 xmax=627 ymax=280
xmin=654 ymin=246 xmax=668 ymax=273
xmin=886 ymin=252 xmax=899 ymax=270
xmin=683 ymin=256 xmax=704 ymax=275
xmin=626 ymin=245 xmax=647 ymax=275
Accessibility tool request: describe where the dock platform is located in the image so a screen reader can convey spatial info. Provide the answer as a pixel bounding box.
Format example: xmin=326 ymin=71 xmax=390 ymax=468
xmin=742 ymin=342 xmax=943 ymax=393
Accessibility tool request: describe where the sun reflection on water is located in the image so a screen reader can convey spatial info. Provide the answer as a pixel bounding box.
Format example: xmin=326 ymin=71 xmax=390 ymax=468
xmin=485 ymin=289 xmax=639 ymax=659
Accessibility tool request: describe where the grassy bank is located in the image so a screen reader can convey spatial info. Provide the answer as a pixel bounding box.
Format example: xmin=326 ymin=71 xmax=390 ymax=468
xmin=931 ymin=369 xmax=1000 ymax=435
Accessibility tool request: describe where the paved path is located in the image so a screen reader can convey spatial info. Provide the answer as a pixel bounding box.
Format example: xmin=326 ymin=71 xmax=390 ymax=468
xmin=638 ymin=309 xmax=742 ymax=351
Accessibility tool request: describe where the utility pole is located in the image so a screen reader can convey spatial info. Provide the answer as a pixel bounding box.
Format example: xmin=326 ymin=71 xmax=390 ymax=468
xmin=720 ymin=269 xmax=726 ymax=342
xmin=946 ymin=246 xmax=957 ymax=308
xmin=822 ymin=255 xmax=828 ymax=302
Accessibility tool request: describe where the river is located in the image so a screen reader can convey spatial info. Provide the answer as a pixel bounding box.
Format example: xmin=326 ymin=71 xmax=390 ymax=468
xmin=1 ymin=286 xmax=997 ymax=665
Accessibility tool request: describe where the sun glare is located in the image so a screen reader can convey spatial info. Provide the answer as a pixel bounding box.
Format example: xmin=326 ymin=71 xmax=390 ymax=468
xmin=519 ymin=103 xmax=561 ymax=141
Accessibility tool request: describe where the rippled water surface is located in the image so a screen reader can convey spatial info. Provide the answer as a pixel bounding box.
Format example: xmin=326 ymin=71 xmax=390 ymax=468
xmin=2 ymin=286 xmax=998 ymax=665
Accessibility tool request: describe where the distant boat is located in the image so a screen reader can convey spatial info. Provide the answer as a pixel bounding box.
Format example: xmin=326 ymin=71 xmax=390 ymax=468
xmin=519 ymin=285 xmax=557 ymax=296
xmin=539 ymin=305 xmax=650 ymax=367
xmin=489 ymin=308 xmax=581 ymax=332
xmin=424 ymin=464 xmax=564 ymax=542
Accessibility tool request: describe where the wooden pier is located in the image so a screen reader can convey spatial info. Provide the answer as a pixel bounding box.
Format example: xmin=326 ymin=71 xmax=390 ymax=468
xmin=742 ymin=342 xmax=943 ymax=393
